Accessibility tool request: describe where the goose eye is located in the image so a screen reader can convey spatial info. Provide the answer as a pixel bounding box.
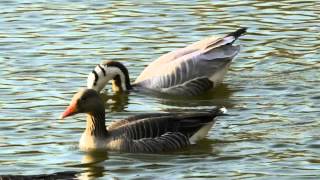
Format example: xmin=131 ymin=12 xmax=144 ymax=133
xmin=81 ymin=96 xmax=87 ymax=101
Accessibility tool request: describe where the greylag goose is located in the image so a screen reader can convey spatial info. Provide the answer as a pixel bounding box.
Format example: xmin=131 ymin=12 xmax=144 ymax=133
xmin=87 ymin=28 xmax=246 ymax=96
xmin=61 ymin=88 xmax=227 ymax=153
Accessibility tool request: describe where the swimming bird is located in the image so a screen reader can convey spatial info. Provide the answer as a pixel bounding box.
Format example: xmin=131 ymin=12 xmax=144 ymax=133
xmin=61 ymin=88 xmax=227 ymax=153
xmin=87 ymin=28 xmax=247 ymax=96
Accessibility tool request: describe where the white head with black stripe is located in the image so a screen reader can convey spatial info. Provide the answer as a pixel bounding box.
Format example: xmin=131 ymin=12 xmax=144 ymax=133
xmin=87 ymin=60 xmax=132 ymax=93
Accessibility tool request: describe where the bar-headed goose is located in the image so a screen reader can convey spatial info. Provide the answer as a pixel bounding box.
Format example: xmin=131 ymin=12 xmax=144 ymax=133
xmin=87 ymin=28 xmax=246 ymax=96
xmin=61 ymin=88 xmax=227 ymax=153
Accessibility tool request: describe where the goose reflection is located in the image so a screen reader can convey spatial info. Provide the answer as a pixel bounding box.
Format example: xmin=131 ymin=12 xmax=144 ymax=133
xmin=101 ymin=83 xmax=236 ymax=113
xmin=100 ymin=91 xmax=129 ymax=112
xmin=78 ymin=151 xmax=109 ymax=180
xmin=77 ymin=139 xmax=222 ymax=180
xmin=154 ymin=84 xmax=237 ymax=109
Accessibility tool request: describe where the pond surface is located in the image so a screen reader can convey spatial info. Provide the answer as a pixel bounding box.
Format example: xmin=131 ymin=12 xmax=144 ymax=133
xmin=0 ymin=0 xmax=319 ymax=179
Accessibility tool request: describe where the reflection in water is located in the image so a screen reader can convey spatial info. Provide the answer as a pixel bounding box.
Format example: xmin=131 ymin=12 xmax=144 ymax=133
xmin=149 ymin=84 xmax=238 ymax=115
xmin=76 ymin=138 xmax=220 ymax=180
xmin=155 ymin=84 xmax=237 ymax=109
xmin=100 ymin=91 xmax=129 ymax=112
xmin=78 ymin=151 xmax=109 ymax=180
xmin=181 ymin=139 xmax=221 ymax=155
xmin=102 ymin=84 xmax=237 ymax=113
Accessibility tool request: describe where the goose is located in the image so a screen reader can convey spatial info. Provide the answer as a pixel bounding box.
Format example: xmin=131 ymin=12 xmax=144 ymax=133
xmin=87 ymin=27 xmax=247 ymax=96
xmin=61 ymin=88 xmax=227 ymax=153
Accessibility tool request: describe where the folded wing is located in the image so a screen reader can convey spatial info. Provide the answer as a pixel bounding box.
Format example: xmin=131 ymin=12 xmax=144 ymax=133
xmin=134 ymin=28 xmax=246 ymax=95
xmin=107 ymin=109 xmax=224 ymax=153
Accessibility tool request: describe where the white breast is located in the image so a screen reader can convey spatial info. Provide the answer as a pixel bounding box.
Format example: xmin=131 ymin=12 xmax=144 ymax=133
xmin=79 ymin=132 xmax=107 ymax=151
xmin=189 ymin=121 xmax=214 ymax=144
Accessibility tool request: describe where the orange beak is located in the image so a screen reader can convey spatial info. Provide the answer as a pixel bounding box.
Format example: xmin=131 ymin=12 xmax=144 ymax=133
xmin=60 ymin=102 xmax=78 ymax=119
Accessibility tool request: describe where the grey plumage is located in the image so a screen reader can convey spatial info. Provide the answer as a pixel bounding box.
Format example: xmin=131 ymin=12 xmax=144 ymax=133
xmin=120 ymin=132 xmax=189 ymax=153
xmin=87 ymin=28 xmax=247 ymax=96
xmin=62 ymin=89 xmax=227 ymax=153
xmin=134 ymin=44 xmax=240 ymax=90
xmin=161 ymin=77 xmax=214 ymax=96
xmin=106 ymin=111 xmax=223 ymax=153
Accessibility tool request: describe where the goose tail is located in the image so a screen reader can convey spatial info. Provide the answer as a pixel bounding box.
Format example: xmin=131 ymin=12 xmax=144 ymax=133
xmin=226 ymin=27 xmax=247 ymax=39
xmin=204 ymin=28 xmax=247 ymax=52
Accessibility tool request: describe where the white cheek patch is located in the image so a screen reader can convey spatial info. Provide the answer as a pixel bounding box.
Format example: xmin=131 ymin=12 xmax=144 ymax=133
xmin=87 ymin=72 xmax=96 ymax=89
xmin=97 ymin=64 xmax=106 ymax=76
xmin=87 ymin=64 xmax=110 ymax=92
xmin=86 ymin=64 xmax=127 ymax=92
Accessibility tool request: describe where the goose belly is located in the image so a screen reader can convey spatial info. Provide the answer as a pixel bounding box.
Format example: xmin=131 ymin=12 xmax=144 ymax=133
xmin=209 ymin=63 xmax=231 ymax=86
xmin=189 ymin=122 xmax=214 ymax=144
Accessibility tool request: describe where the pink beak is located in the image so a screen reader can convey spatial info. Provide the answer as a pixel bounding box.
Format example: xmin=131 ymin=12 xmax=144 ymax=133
xmin=60 ymin=102 xmax=77 ymax=119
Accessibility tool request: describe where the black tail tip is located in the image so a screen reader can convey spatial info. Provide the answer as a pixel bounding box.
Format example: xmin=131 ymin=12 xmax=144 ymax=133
xmin=227 ymin=27 xmax=247 ymax=39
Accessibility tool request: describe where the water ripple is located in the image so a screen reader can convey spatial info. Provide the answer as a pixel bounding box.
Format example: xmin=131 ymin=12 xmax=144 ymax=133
xmin=0 ymin=0 xmax=319 ymax=178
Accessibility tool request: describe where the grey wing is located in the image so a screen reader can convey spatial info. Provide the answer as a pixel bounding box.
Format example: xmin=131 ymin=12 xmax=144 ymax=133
xmin=135 ymin=45 xmax=239 ymax=93
xmin=108 ymin=111 xmax=217 ymax=140
xmin=107 ymin=113 xmax=171 ymax=131
xmin=135 ymin=27 xmax=245 ymax=84
xmin=109 ymin=116 xmax=180 ymax=140
xmin=161 ymin=77 xmax=214 ymax=96
xmin=119 ymin=132 xmax=190 ymax=153
xmin=134 ymin=36 xmax=224 ymax=83
xmin=107 ymin=109 xmax=222 ymax=153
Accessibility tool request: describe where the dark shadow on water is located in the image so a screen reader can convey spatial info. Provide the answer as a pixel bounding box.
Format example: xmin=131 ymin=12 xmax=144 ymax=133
xmin=0 ymin=171 xmax=79 ymax=180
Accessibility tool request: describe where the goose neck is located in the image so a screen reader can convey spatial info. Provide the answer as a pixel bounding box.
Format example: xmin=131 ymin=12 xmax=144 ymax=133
xmin=85 ymin=111 xmax=108 ymax=137
xmin=112 ymin=72 xmax=132 ymax=92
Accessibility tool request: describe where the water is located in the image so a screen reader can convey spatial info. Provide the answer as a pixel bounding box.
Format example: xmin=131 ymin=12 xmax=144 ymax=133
xmin=0 ymin=0 xmax=319 ymax=179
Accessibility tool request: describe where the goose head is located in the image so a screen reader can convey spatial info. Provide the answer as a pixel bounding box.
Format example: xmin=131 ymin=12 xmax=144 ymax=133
xmin=61 ymin=88 xmax=105 ymax=119
xmin=87 ymin=61 xmax=132 ymax=93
